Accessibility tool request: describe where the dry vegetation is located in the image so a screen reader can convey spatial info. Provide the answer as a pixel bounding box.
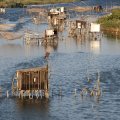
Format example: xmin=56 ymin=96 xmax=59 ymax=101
xmin=70 ymin=6 xmax=92 ymax=12
xmin=0 ymin=31 xmax=22 ymax=40
xmin=0 ymin=24 xmax=16 ymax=31
xmin=0 ymin=0 xmax=76 ymax=7
xmin=27 ymin=8 xmax=47 ymax=13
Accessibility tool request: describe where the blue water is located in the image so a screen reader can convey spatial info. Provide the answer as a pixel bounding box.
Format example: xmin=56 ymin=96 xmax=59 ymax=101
xmin=0 ymin=1 xmax=120 ymax=120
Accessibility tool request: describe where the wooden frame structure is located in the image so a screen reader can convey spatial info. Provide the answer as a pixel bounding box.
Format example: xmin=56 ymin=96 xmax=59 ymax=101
xmin=89 ymin=23 xmax=102 ymax=41
xmin=48 ymin=7 xmax=66 ymax=28
xmin=24 ymin=31 xmax=42 ymax=45
xmin=12 ymin=65 xmax=49 ymax=99
xmin=41 ymin=28 xmax=58 ymax=45
xmin=67 ymin=20 xmax=102 ymax=41
xmin=68 ymin=20 xmax=89 ymax=39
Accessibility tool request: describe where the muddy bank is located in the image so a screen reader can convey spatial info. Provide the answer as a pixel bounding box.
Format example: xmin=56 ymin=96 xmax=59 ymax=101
xmin=101 ymin=27 xmax=120 ymax=38
xmin=0 ymin=31 xmax=23 ymax=40
xmin=27 ymin=8 xmax=47 ymax=13
xmin=0 ymin=24 xmax=16 ymax=31
xmin=70 ymin=6 xmax=92 ymax=12
xmin=0 ymin=24 xmax=23 ymax=40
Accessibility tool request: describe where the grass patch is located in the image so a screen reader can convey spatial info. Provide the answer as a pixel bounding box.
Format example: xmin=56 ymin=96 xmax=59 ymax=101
xmin=97 ymin=9 xmax=120 ymax=29
xmin=97 ymin=9 xmax=120 ymax=38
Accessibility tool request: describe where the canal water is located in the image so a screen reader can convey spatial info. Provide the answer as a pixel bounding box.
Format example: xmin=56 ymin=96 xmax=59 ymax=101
xmin=0 ymin=1 xmax=120 ymax=120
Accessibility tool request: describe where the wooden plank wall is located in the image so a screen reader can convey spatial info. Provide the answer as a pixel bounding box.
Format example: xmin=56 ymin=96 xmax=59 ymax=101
xmin=17 ymin=68 xmax=48 ymax=90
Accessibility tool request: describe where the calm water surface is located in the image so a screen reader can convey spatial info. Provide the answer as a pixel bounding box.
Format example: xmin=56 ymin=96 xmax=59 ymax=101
xmin=0 ymin=1 xmax=120 ymax=120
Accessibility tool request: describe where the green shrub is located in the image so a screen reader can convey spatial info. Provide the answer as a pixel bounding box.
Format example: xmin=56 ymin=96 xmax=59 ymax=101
xmin=97 ymin=9 xmax=120 ymax=29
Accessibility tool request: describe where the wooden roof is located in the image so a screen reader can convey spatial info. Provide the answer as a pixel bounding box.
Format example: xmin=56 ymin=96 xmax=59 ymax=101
xmin=16 ymin=66 xmax=48 ymax=73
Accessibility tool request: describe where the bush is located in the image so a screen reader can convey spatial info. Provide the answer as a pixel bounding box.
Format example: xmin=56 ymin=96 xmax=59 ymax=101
xmin=97 ymin=9 xmax=120 ymax=29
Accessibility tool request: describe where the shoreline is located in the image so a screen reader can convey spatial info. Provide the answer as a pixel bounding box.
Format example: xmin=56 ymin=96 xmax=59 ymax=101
xmin=102 ymin=28 xmax=120 ymax=38
xmin=97 ymin=8 xmax=120 ymax=38
xmin=0 ymin=0 xmax=75 ymax=8
xmin=69 ymin=6 xmax=92 ymax=12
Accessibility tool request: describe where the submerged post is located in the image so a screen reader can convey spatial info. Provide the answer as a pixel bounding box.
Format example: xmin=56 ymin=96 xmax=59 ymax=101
xmin=7 ymin=90 xmax=9 ymax=98
xmin=74 ymin=88 xmax=77 ymax=97
xmin=0 ymin=87 xmax=2 ymax=97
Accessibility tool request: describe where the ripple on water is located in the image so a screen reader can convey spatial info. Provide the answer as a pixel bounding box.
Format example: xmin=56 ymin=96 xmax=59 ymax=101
xmin=0 ymin=2 xmax=120 ymax=119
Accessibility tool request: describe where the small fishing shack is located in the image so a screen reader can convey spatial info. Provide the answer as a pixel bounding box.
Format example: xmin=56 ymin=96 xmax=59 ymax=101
xmin=76 ymin=20 xmax=87 ymax=29
xmin=49 ymin=7 xmax=65 ymax=17
xmin=68 ymin=20 xmax=88 ymax=40
xmin=12 ymin=65 xmax=49 ymax=99
xmin=90 ymin=23 xmax=102 ymax=40
xmin=0 ymin=8 xmax=5 ymax=14
xmin=45 ymin=29 xmax=58 ymax=38
xmin=48 ymin=7 xmax=66 ymax=27
xmin=41 ymin=28 xmax=58 ymax=45
xmin=24 ymin=31 xmax=42 ymax=45
xmin=93 ymin=5 xmax=103 ymax=12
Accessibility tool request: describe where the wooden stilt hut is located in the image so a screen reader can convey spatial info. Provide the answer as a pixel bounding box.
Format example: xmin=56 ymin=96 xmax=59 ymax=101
xmin=24 ymin=30 xmax=42 ymax=45
xmin=90 ymin=23 xmax=102 ymax=40
xmin=48 ymin=7 xmax=66 ymax=27
xmin=42 ymin=28 xmax=58 ymax=45
xmin=12 ymin=65 xmax=49 ymax=99
xmin=68 ymin=20 xmax=88 ymax=37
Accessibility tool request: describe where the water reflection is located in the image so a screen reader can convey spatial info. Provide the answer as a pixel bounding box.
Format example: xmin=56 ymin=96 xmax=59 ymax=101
xmin=90 ymin=40 xmax=101 ymax=54
xmin=0 ymin=43 xmax=23 ymax=57
xmin=16 ymin=98 xmax=49 ymax=120
xmin=16 ymin=98 xmax=49 ymax=111
xmin=23 ymin=44 xmax=43 ymax=57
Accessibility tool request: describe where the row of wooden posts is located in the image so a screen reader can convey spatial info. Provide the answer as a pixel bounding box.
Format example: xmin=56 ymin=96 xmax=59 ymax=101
xmin=0 ymin=68 xmax=102 ymax=100
xmin=1 ymin=78 xmax=102 ymax=100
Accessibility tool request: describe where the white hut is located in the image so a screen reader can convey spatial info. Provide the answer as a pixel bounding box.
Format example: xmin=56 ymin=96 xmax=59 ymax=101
xmin=0 ymin=8 xmax=5 ymax=14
